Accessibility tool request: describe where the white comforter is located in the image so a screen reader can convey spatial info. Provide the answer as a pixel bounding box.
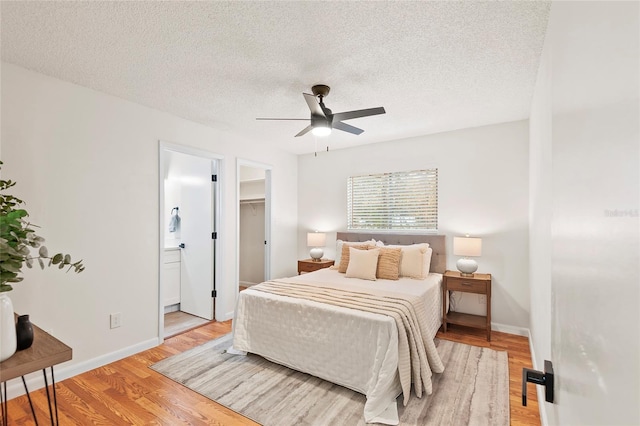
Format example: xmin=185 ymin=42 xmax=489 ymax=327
xmin=231 ymin=268 xmax=443 ymax=425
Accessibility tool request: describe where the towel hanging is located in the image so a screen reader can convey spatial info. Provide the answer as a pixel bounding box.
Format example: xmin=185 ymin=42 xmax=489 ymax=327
xmin=169 ymin=207 xmax=181 ymax=232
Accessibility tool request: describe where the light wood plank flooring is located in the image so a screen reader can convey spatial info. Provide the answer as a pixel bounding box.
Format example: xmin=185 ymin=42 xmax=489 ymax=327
xmin=4 ymin=321 xmax=540 ymax=425
xmin=164 ymin=310 xmax=211 ymax=338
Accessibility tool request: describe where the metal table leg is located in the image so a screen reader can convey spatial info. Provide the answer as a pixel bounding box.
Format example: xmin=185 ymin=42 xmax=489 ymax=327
xmin=21 ymin=376 xmax=38 ymax=425
xmin=42 ymin=367 xmax=59 ymax=426
xmin=1 ymin=381 xmax=7 ymax=426
xmin=0 ymin=367 xmax=59 ymax=426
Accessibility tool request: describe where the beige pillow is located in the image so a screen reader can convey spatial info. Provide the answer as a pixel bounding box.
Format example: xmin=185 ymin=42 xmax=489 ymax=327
xmin=376 ymin=247 xmax=402 ymax=280
xmin=338 ymin=243 xmax=371 ymax=273
xmin=387 ymin=243 xmax=431 ymax=279
xmin=423 ymin=247 xmax=433 ymax=276
xmin=345 ymin=248 xmax=380 ymax=281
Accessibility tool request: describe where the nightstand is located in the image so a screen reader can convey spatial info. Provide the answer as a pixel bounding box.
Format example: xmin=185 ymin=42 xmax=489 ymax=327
xmin=442 ymin=270 xmax=492 ymax=341
xmin=298 ymin=258 xmax=334 ymax=275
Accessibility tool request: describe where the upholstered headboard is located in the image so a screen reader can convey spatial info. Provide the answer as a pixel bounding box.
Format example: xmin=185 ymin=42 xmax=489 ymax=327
xmin=336 ymin=232 xmax=447 ymax=274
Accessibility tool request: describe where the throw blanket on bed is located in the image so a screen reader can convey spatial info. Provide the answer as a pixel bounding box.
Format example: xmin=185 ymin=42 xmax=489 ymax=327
xmin=252 ymin=279 xmax=445 ymax=405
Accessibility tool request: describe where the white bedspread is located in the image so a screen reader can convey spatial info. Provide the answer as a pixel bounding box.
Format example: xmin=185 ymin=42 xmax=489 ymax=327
xmin=231 ymin=269 xmax=443 ymax=425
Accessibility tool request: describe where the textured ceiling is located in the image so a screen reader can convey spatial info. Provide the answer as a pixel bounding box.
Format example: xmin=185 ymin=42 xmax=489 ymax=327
xmin=1 ymin=1 xmax=550 ymax=155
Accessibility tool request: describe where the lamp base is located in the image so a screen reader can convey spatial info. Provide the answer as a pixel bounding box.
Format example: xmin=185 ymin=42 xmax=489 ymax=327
xmin=310 ymin=248 xmax=324 ymax=261
xmin=456 ymin=258 xmax=478 ymax=276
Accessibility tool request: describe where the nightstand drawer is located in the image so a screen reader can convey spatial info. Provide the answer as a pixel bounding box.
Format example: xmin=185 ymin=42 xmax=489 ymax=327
xmin=299 ymin=262 xmax=325 ymax=273
xmin=446 ymin=277 xmax=487 ymax=294
xmin=298 ymin=259 xmax=334 ymax=274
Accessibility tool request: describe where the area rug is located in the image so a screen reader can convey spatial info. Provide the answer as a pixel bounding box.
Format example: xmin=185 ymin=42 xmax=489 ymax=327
xmin=150 ymin=334 xmax=509 ymax=425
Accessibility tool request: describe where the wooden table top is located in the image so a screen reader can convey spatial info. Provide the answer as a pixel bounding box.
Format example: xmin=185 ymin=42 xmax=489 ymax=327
xmin=0 ymin=316 xmax=72 ymax=382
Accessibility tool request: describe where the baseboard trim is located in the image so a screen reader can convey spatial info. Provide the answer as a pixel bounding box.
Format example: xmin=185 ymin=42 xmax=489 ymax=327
xmin=491 ymin=322 xmax=529 ymax=337
xmin=4 ymin=337 xmax=159 ymax=400
xmin=528 ymin=329 xmax=550 ymax=426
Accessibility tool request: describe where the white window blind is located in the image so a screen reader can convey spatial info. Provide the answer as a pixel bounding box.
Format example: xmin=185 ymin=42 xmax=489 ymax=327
xmin=347 ymin=169 xmax=438 ymax=231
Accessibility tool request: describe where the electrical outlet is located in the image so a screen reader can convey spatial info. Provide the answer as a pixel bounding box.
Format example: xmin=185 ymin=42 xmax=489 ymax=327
xmin=110 ymin=312 xmax=122 ymax=329
xmin=478 ymin=295 xmax=487 ymax=304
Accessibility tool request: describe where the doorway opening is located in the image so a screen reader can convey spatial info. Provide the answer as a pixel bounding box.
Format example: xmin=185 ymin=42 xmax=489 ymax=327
xmin=237 ymin=160 xmax=272 ymax=293
xmin=159 ymin=142 xmax=222 ymax=340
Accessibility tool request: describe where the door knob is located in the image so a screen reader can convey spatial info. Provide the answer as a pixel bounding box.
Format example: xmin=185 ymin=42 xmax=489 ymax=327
xmin=179 ymin=243 xmax=185 ymax=249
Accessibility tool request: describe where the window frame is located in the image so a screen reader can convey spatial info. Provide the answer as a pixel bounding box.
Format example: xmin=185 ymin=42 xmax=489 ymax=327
xmin=347 ymin=168 xmax=438 ymax=232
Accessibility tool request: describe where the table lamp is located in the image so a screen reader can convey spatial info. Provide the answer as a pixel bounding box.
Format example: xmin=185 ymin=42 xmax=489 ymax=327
xmin=453 ymin=236 xmax=482 ymax=276
xmin=307 ymin=232 xmax=326 ymax=261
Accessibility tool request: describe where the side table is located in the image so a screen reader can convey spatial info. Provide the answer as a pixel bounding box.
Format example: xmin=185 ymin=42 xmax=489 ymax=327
xmin=0 ymin=316 xmax=72 ymax=425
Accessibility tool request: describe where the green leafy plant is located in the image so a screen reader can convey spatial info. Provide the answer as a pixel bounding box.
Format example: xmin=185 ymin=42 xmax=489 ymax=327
xmin=0 ymin=161 xmax=84 ymax=292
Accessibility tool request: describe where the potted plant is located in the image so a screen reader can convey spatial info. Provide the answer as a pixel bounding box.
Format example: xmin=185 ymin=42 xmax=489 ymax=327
xmin=0 ymin=161 xmax=84 ymax=361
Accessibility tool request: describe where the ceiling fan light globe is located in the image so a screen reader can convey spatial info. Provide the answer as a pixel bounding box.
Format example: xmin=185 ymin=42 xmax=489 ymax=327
xmin=312 ymin=126 xmax=331 ymax=137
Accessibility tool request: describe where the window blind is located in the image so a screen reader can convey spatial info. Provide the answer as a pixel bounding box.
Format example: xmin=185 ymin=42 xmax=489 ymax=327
xmin=347 ymin=169 xmax=438 ymax=231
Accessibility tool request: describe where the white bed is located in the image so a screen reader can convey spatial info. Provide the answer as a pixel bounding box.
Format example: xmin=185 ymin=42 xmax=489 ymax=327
xmin=231 ymin=233 xmax=447 ymax=425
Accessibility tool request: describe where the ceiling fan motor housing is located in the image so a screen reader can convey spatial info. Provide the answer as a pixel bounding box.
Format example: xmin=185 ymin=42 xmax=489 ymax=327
xmin=311 ymin=84 xmax=331 ymax=97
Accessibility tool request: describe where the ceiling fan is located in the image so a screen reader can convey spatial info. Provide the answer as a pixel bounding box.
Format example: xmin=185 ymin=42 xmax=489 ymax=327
xmin=257 ymin=84 xmax=386 ymax=137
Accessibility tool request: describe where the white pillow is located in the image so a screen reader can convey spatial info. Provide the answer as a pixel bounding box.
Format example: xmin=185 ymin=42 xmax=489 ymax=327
xmin=364 ymin=238 xmax=383 ymax=247
xmin=336 ymin=239 xmax=376 ymax=259
xmin=423 ymin=247 xmax=433 ymax=276
xmin=386 ymin=243 xmax=432 ymax=279
xmin=345 ymin=247 xmax=380 ymax=281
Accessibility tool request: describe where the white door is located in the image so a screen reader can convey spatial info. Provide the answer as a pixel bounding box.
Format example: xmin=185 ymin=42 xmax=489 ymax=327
xmin=530 ymin=3 xmax=639 ymax=425
xmin=179 ymin=153 xmax=215 ymax=320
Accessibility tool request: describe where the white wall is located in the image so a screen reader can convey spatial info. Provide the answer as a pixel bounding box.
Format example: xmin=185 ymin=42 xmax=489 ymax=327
xmin=1 ymin=63 xmax=298 ymax=386
xmin=529 ymin=2 xmax=639 ymax=425
xmin=298 ymin=121 xmax=530 ymax=329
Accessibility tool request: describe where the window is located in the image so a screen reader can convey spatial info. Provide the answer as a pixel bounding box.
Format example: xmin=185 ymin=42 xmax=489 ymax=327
xmin=347 ymin=169 xmax=438 ymax=231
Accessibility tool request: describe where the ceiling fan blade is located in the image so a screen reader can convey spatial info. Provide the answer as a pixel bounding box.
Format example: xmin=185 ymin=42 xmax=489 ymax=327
xmin=333 ymin=121 xmax=364 ymax=135
xmin=295 ymin=125 xmax=314 ymax=137
xmin=303 ymin=93 xmax=326 ymax=118
xmin=256 ymin=118 xmax=310 ymax=121
xmin=332 ymin=107 xmax=386 ymax=122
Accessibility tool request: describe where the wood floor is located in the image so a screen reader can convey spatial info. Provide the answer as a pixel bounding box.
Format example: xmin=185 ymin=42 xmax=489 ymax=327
xmin=164 ymin=310 xmax=211 ymax=338
xmin=4 ymin=322 xmax=540 ymax=425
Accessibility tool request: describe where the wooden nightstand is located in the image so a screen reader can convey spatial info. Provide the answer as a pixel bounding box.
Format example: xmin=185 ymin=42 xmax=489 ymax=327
xmin=442 ymin=270 xmax=492 ymax=341
xmin=298 ymin=258 xmax=334 ymax=274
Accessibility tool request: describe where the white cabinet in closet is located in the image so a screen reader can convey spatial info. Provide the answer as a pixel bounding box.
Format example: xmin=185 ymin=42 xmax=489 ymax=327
xmin=163 ymin=249 xmax=181 ymax=308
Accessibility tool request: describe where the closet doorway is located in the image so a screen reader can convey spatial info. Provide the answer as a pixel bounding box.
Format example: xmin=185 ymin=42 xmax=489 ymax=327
xmin=237 ymin=160 xmax=271 ymax=292
xmin=159 ymin=142 xmax=221 ymax=340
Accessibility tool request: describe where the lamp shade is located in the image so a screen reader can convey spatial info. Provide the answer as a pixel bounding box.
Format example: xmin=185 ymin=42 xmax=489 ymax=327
xmin=307 ymin=232 xmax=326 ymax=247
xmin=453 ymin=236 xmax=482 ymax=257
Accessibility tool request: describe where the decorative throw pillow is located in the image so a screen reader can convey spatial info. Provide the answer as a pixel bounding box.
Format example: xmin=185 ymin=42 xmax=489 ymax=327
xmin=338 ymin=243 xmax=371 ymax=273
xmin=400 ymin=243 xmax=431 ymax=280
xmin=387 ymin=243 xmax=431 ymax=279
xmin=336 ymin=239 xmax=374 ymax=260
xmin=345 ymin=248 xmax=380 ymax=281
xmin=423 ymin=247 xmax=433 ymax=276
xmin=376 ymin=247 xmax=402 ymax=280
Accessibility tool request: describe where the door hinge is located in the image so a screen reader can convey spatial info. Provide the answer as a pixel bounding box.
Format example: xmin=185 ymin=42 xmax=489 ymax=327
xmin=211 ymin=174 xmax=217 ymax=182
xmin=212 ymin=232 xmax=217 ymax=239
xmin=211 ymin=290 xmax=217 ymax=298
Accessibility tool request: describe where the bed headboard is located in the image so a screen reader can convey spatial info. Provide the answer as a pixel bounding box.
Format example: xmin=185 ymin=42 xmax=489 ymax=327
xmin=336 ymin=232 xmax=447 ymax=274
